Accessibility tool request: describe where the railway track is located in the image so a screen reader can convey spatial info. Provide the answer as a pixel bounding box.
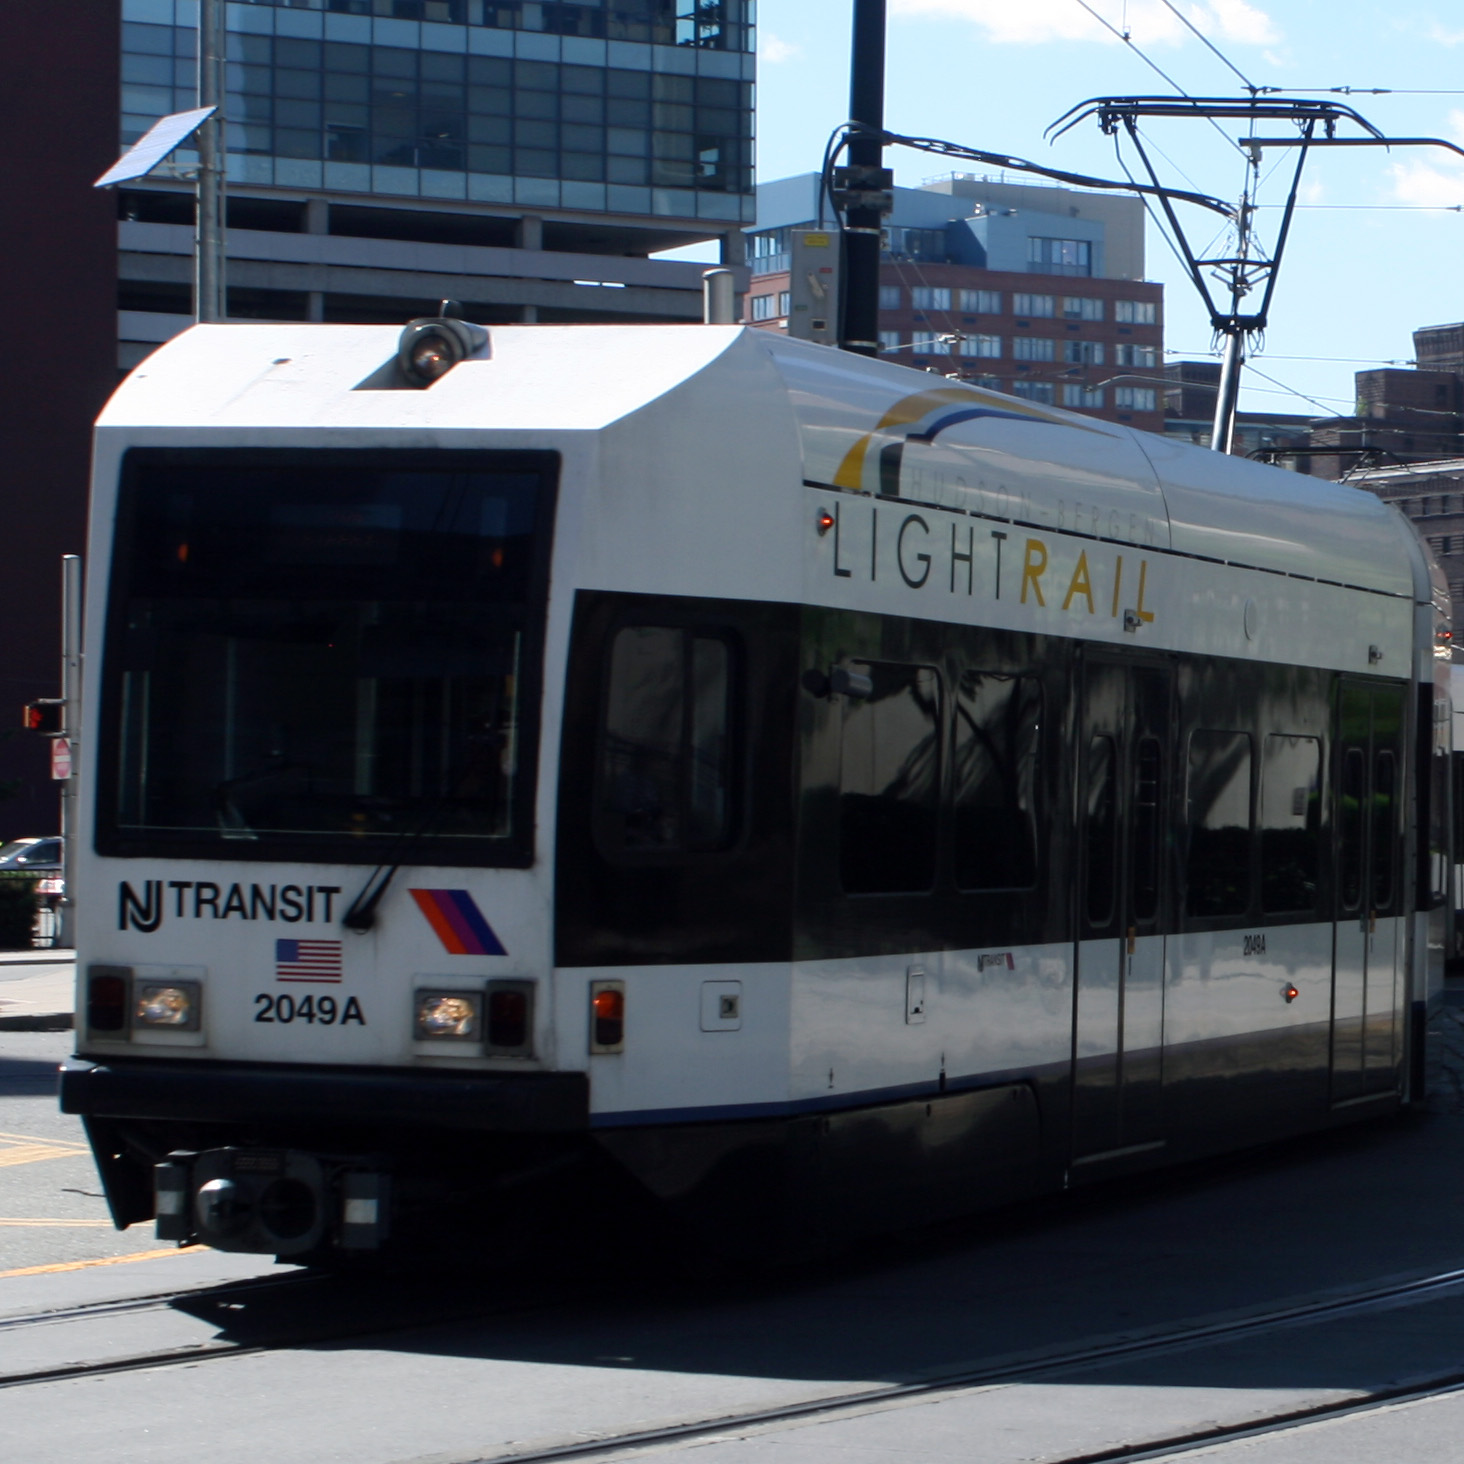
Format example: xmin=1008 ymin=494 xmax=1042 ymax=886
xmin=6 ymin=1256 xmax=1464 ymax=1464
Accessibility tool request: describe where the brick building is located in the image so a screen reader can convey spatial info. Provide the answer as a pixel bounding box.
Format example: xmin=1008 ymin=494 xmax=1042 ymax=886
xmin=741 ymin=173 xmax=1165 ymax=435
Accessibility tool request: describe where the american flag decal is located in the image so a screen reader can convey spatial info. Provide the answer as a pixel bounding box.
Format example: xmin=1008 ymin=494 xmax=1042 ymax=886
xmin=275 ymin=938 xmax=343 ymax=983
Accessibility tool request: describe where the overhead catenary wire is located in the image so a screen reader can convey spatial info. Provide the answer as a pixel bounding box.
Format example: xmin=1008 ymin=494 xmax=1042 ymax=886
xmin=1072 ymin=0 xmax=1247 ymax=156
xmin=1158 ymin=0 xmax=1258 ymax=96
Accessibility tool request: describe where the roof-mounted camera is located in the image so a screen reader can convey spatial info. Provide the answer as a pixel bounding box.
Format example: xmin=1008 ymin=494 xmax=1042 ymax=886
xmin=397 ymin=300 xmax=489 ymax=388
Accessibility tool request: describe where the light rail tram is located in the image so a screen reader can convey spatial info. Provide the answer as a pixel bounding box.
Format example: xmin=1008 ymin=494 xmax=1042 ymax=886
xmin=60 ymin=318 xmax=1452 ymax=1261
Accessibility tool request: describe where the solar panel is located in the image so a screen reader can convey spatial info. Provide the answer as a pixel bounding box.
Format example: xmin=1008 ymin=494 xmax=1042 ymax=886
xmin=93 ymin=106 xmax=217 ymax=189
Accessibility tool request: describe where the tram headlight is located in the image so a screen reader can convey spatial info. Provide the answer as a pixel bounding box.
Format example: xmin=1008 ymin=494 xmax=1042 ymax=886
xmin=134 ymin=980 xmax=202 ymax=1032
xmin=415 ymin=990 xmax=482 ymax=1041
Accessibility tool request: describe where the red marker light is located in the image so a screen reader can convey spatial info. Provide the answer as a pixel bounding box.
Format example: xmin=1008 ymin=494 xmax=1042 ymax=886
xmin=1284 ymin=984 xmax=1299 ymax=1004
xmin=817 ymin=510 xmax=835 ymax=536
xmin=590 ymin=984 xmax=625 ymax=1051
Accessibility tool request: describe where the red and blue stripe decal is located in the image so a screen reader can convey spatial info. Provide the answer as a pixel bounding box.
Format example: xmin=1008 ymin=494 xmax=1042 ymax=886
xmin=408 ymin=888 xmax=507 ymax=956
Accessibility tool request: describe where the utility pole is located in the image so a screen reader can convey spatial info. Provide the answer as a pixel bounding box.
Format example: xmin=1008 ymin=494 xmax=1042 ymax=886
xmin=195 ymin=0 xmax=227 ymax=322
xmin=839 ymin=0 xmax=887 ymax=358
xmin=58 ymin=556 xmax=81 ymax=951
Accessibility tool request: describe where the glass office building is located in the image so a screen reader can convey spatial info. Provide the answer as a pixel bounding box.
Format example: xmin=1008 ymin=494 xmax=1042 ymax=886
xmin=120 ymin=0 xmax=755 ymax=223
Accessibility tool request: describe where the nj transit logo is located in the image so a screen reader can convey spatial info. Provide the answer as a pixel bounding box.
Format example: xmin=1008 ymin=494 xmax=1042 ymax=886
xmin=409 ymin=889 xmax=507 ymax=956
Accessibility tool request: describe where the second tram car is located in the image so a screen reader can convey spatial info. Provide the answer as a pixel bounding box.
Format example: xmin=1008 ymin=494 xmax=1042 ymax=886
xmin=61 ymin=321 xmax=1449 ymax=1258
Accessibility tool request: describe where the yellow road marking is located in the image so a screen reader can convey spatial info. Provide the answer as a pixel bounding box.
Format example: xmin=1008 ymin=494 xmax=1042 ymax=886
xmin=0 ymin=1248 xmax=194 ymax=1280
xmin=0 ymin=1219 xmax=113 ymax=1228
xmin=0 ymin=1131 xmax=89 ymax=1167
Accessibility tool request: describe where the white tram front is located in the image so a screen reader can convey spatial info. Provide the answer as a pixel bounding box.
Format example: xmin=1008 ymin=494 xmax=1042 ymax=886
xmin=61 ymin=321 xmax=1446 ymax=1260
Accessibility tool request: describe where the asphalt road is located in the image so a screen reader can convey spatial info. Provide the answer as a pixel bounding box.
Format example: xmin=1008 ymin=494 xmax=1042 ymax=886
xmin=5 ymin=992 xmax=1464 ymax=1462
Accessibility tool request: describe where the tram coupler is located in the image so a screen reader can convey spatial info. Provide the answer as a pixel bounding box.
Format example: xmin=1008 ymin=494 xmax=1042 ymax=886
xmin=154 ymin=1147 xmax=390 ymax=1256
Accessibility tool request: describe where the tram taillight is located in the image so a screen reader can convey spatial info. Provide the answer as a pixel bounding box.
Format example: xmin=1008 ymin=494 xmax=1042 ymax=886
xmin=486 ymin=980 xmax=534 ymax=1056
xmin=86 ymin=967 xmax=130 ymax=1033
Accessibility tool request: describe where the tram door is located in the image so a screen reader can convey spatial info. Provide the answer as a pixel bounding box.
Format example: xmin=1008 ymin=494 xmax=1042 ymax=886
xmin=1072 ymin=657 xmax=1172 ymax=1162
xmin=1331 ymin=682 xmax=1405 ymax=1104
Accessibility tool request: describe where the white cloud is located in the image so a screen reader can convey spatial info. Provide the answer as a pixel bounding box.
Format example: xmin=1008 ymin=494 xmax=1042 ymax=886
xmin=1385 ymin=112 xmax=1464 ymax=205
xmin=1428 ymin=21 xmax=1464 ymax=45
xmin=1201 ymin=0 xmax=1280 ymax=46
xmin=1388 ymin=158 xmax=1464 ymax=207
xmin=890 ymin=0 xmax=1280 ymax=49
xmin=759 ymin=31 xmax=801 ymax=64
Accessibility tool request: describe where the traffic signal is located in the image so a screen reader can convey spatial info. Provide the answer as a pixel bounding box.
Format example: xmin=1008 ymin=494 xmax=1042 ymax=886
xmin=22 ymin=699 xmax=63 ymax=735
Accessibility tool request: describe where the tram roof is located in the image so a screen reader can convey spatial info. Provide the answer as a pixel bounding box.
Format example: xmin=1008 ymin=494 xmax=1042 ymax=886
xmin=99 ymin=322 xmax=1422 ymax=602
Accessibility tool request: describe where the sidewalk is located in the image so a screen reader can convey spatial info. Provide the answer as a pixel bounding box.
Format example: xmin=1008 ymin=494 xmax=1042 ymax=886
xmin=0 ymin=951 xmax=76 ymax=1031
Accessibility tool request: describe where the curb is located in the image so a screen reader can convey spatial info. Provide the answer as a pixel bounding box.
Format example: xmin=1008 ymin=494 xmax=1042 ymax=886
xmin=0 ymin=1012 xmax=73 ymax=1032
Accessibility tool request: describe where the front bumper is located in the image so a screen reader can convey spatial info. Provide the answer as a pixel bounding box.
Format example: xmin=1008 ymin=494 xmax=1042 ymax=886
xmin=60 ymin=1057 xmax=589 ymax=1133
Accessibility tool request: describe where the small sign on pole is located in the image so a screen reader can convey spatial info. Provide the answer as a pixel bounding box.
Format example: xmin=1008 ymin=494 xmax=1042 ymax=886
xmin=50 ymin=738 xmax=72 ymax=782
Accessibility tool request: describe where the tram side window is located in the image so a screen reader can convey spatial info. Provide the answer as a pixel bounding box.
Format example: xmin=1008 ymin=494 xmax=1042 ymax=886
xmin=598 ymin=626 xmax=736 ymax=856
xmin=1186 ymin=731 xmax=1254 ymax=918
xmin=1339 ymin=746 xmax=1365 ymax=911
xmin=1373 ymin=750 xmax=1397 ymax=912
xmin=1085 ymin=735 xmax=1117 ymax=926
xmin=952 ymin=672 xmax=1041 ymax=890
xmin=1260 ymin=734 xmax=1322 ymax=914
xmin=840 ymin=664 xmax=941 ymax=894
xmin=1131 ymin=737 xmax=1162 ymax=922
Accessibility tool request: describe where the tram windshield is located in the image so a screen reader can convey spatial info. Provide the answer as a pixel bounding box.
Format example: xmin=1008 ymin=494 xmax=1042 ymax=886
xmin=99 ymin=449 xmax=556 ymax=865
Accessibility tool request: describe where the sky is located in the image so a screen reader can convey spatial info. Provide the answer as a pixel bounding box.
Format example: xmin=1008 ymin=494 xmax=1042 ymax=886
xmin=723 ymin=1 xmax=1464 ymax=420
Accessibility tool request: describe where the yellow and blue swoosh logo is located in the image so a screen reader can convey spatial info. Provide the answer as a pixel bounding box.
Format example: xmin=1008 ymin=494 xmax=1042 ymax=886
xmin=832 ymin=384 xmax=1105 ymax=492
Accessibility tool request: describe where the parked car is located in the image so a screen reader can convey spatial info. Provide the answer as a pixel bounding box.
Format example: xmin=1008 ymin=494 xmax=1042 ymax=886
xmin=0 ymin=837 xmax=60 ymax=873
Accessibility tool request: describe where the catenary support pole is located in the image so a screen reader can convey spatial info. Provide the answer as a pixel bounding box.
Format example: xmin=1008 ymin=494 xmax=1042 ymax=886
xmin=841 ymin=0 xmax=886 ymax=357
xmin=195 ymin=0 xmax=227 ymax=322
xmin=1211 ymin=330 xmax=1245 ymax=453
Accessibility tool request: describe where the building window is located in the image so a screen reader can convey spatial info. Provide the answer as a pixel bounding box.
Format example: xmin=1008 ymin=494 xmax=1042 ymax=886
xmin=959 ymin=288 xmax=1002 ymax=313
xmin=1062 ymin=340 xmax=1104 ymax=366
xmin=910 ymin=286 xmax=952 ymax=311
xmin=749 ymin=293 xmax=778 ymax=321
xmin=779 ymin=291 xmax=791 ymax=316
xmin=1062 ymin=384 xmax=1105 ymax=408
xmin=1027 ymin=237 xmax=1093 ymax=276
xmin=1115 ymin=300 xmax=1158 ymax=325
xmin=1062 ymin=296 xmax=1103 ymax=321
xmin=1012 ymin=293 xmax=1055 ymax=319
xmin=1013 ymin=336 xmax=1055 ymax=363
xmin=960 ymin=334 xmax=1002 ymax=359
xmin=119 ymin=22 xmax=756 ymax=208
xmin=1010 ymin=380 xmax=1055 ymax=403
xmin=1115 ymin=343 xmax=1157 ymax=368
xmin=1115 ymin=386 xmax=1156 ymax=410
xmin=878 ymin=284 xmax=902 ymax=310
xmin=878 ymin=330 xmax=903 ymax=355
